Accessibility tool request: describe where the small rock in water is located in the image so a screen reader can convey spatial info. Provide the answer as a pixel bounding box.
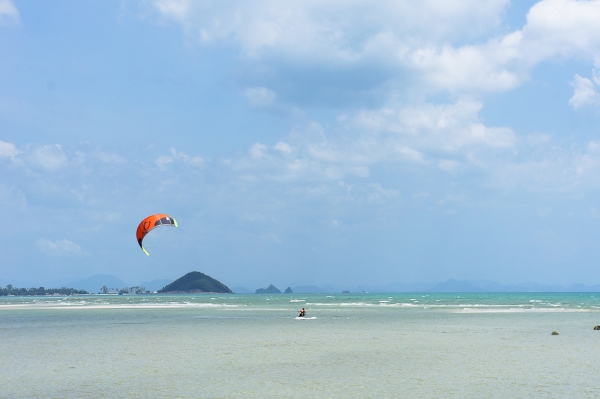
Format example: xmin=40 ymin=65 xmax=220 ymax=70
xmin=594 ymin=325 xmax=600 ymax=330
xmin=551 ymin=331 xmax=559 ymax=335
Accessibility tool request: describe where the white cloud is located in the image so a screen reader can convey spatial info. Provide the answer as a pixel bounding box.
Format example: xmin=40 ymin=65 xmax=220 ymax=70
xmin=305 ymin=181 xmax=399 ymax=205
xmin=408 ymin=0 xmax=600 ymax=94
xmin=0 ymin=0 xmax=20 ymax=27
xmin=69 ymin=189 xmax=86 ymax=203
xmin=407 ymin=39 xmax=523 ymax=93
xmin=437 ymin=159 xmax=461 ymax=173
xmin=483 ymin=138 xmax=600 ymax=193
xmin=274 ymin=141 xmax=293 ymax=154
xmin=0 ymin=184 xmax=26 ymax=210
xmin=156 ymin=155 xmax=174 ymax=170
xmin=152 ymin=0 xmax=189 ymax=22
xmin=520 ymin=0 xmax=600 ymax=62
xmin=147 ymin=0 xmax=516 ymax=98
xmin=0 ymin=140 xmax=20 ymax=159
xmin=365 ymin=183 xmax=399 ymax=203
xmin=148 ymin=0 xmax=600 ymax=100
xmin=219 ymin=97 xmax=516 ymax=185
xmin=151 ymin=0 xmax=509 ymax=54
xmin=249 ymin=143 xmax=268 ymax=159
xmin=397 ymin=146 xmax=426 ymax=164
xmin=569 ymin=74 xmax=600 ymax=109
xmin=588 ymin=140 xmax=600 ymax=153
xmin=350 ymin=99 xmax=515 ymax=152
xmin=183 ymin=154 xmax=205 ymax=166
xmin=94 ymin=151 xmax=126 ymax=164
xmin=156 ymin=148 xmax=205 ymax=170
xmin=244 ymin=87 xmax=276 ymax=108
xmin=35 ymin=238 xmax=87 ymax=256
xmin=26 ymin=144 xmax=67 ymax=171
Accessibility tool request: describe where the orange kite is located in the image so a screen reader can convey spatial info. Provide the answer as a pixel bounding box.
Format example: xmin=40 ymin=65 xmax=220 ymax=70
xmin=136 ymin=214 xmax=178 ymax=256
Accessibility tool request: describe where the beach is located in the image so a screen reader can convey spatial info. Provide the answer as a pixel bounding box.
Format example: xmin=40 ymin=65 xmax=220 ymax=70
xmin=2 ymin=293 xmax=600 ymax=398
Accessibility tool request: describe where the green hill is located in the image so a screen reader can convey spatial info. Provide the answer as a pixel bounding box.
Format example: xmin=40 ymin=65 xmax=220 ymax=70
xmin=158 ymin=271 xmax=232 ymax=294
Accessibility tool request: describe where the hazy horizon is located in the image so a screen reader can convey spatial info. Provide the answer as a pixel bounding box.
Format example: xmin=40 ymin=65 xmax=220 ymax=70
xmin=4 ymin=272 xmax=600 ymax=295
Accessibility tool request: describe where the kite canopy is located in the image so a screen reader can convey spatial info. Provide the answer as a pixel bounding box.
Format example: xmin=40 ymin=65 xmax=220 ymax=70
xmin=136 ymin=214 xmax=178 ymax=256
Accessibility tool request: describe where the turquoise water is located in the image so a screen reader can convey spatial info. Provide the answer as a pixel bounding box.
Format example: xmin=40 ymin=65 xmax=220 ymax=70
xmin=2 ymin=293 xmax=600 ymax=398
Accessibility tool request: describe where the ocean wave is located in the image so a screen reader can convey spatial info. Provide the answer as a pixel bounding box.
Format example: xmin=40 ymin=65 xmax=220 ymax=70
xmin=454 ymin=308 xmax=589 ymax=313
xmin=0 ymin=302 xmax=244 ymax=310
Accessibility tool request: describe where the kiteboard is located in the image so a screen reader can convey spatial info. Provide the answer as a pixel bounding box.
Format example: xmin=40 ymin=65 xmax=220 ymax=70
xmin=294 ymin=316 xmax=317 ymax=320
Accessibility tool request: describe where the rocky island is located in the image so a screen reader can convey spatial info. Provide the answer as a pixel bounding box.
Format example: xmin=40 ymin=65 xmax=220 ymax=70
xmin=158 ymin=271 xmax=232 ymax=294
xmin=255 ymin=284 xmax=281 ymax=294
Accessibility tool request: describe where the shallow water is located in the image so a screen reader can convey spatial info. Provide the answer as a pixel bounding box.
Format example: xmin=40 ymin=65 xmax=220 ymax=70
xmin=2 ymin=293 xmax=600 ymax=398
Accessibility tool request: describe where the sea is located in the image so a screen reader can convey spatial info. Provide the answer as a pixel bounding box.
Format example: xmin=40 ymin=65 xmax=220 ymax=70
xmin=2 ymin=292 xmax=600 ymax=398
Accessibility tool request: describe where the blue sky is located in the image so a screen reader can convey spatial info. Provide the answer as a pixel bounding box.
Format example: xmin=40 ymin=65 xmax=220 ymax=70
xmin=2 ymin=0 xmax=600 ymax=289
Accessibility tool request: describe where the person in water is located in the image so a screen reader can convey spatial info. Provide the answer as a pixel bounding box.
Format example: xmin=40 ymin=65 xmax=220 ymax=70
xmin=298 ymin=308 xmax=306 ymax=317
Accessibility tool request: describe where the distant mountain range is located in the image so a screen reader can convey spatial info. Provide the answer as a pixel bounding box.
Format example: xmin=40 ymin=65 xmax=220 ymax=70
xmin=4 ymin=275 xmax=600 ymax=294
xmin=234 ymin=279 xmax=600 ymax=293
xmin=363 ymin=279 xmax=600 ymax=293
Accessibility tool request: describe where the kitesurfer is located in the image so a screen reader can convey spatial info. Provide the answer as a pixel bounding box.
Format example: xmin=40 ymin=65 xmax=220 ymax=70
xmin=298 ymin=308 xmax=306 ymax=317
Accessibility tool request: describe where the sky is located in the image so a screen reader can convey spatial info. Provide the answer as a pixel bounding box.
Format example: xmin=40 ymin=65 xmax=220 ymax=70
xmin=2 ymin=0 xmax=600 ymax=290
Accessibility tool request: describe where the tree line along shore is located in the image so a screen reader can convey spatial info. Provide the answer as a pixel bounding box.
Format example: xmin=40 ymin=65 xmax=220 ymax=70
xmin=0 ymin=285 xmax=89 ymax=296
xmin=0 ymin=271 xmax=233 ymax=296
